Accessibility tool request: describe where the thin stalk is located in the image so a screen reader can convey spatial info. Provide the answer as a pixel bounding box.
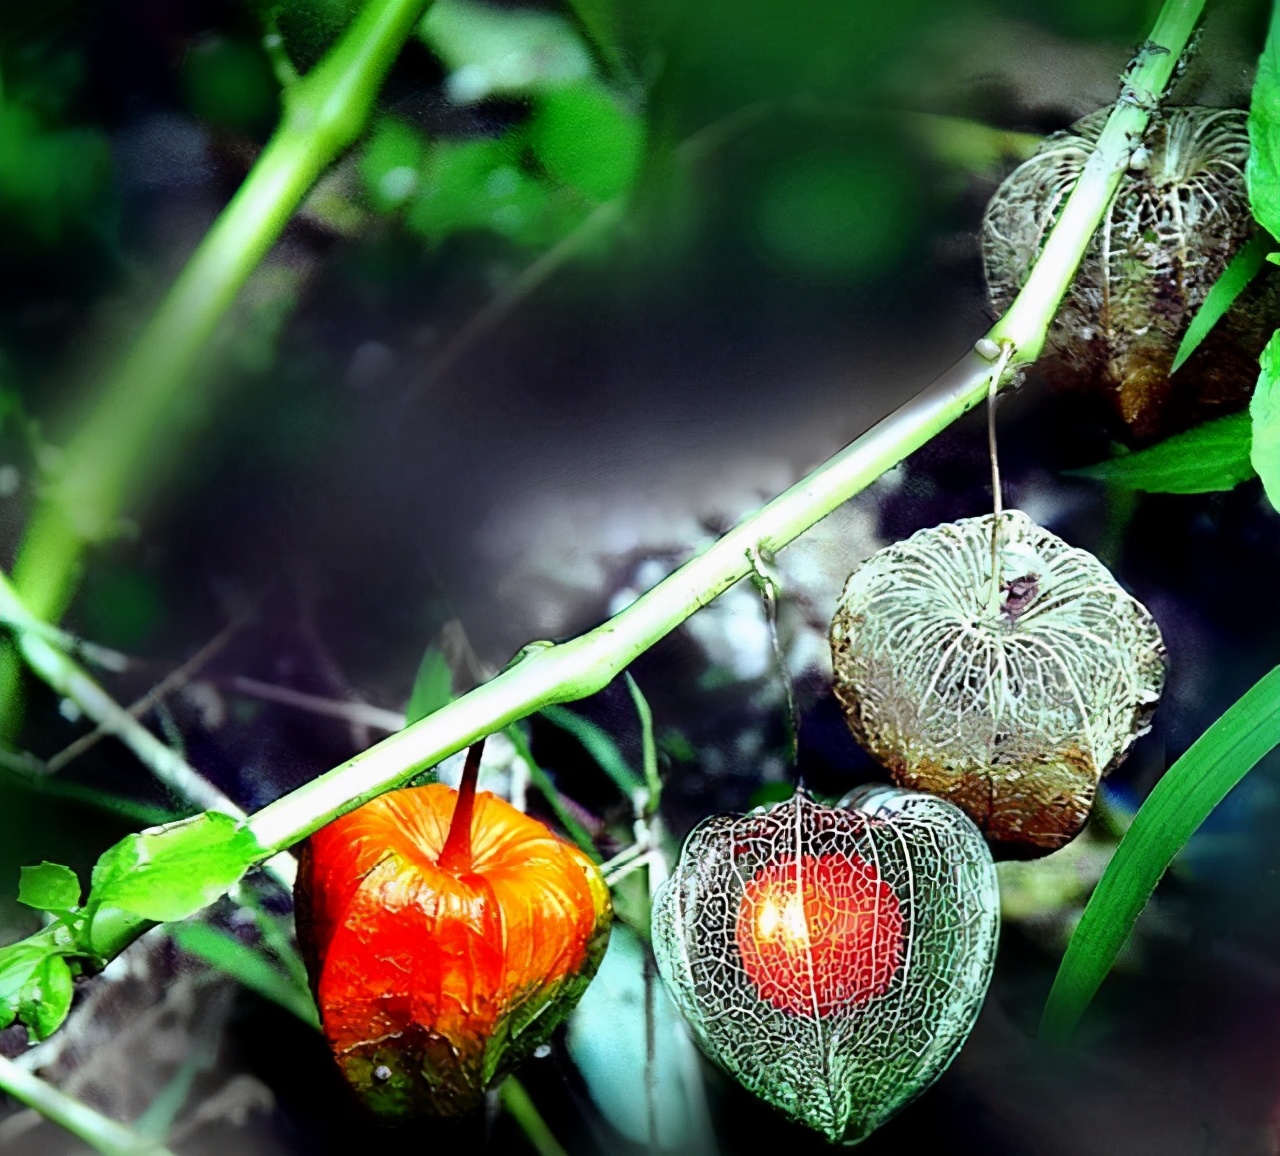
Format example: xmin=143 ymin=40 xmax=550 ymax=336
xmin=438 ymin=740 xmax=484 ymax=870
xmin=626 ymin=673 xmax=661 ymax=816
xmin=0 ymin=1054 xmax=176 ymax=1156
xmin=1 ymin=0 xmax=432 ymax=722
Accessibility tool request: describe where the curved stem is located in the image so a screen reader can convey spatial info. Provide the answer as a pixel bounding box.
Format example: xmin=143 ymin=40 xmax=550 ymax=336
xmin=0 ymin=1054 xmax=175 ymax=1156
xmin=438 ymin=740 xmax=484 ymax=870
xmin=1 ymin=0 xmax=432 ymax=726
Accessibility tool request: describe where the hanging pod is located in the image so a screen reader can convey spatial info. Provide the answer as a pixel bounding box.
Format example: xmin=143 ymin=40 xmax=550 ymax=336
xmin=830 ymin=510 xmax=1166 ymax=853
xmin=651 ymin=786 xmax=999 ymax=1145
xmin=983 ymin=105 xmax=1275 ymax=437
xmin=295 ymin=753 xmax=612 ymax=1118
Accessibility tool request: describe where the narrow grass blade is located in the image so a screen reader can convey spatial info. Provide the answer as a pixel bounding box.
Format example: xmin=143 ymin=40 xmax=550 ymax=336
xmin=503 ymin=723 xmax=600 ymax=860
xmin=1065 ymin=412 xmax=1255 ymax=493
xmin=0 ymin=762 xmax=184 ymax=827
xmin=625 ymin=673 xmax=661 ymax=813
xmin=1040 ymin=666 xmax=1280 ymax=1042
xmin=169 ymin=922 xmax=319 ymax=1028
xmin=1170 ymin=233 xmax=1272 ymax=373
xmin=541 ymin=703 xmax=642 ymax=795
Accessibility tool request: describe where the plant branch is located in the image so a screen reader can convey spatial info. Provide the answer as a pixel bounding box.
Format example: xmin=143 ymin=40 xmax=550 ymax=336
xmin=0 ymin=0 xmax=1204 ymax=992
xmin=244 ymin=0 xmax=1203 ymax=854
xmin=0 ymin=1054 xmax=176 ymax=1156
xmin=0 ymin=0 xmax=432 ymax=723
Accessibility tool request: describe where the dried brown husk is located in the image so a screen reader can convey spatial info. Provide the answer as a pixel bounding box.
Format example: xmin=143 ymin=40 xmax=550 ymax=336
xmin=830 ymin=511 xmax=1166 ymax=855
xmin=983 ymin=106 xmax=1278 ymax=438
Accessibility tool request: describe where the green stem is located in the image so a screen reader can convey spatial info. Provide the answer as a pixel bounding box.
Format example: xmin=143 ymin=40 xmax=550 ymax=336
xmin=0 ymin=1054 xmax=176 ymax=1156
xmin=1 ymin=0 xmax=431 ymax=719
xmin=498 ymin=1077 xmax=570 ymax=1156
xmin=243 ymin=0 xmax=1203 ymax=855
xmin=989 ymin=0 xmax=1205 ymax=358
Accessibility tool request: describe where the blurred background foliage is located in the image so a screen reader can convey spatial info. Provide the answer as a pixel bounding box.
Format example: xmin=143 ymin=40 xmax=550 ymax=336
xmin=1 ymin=0 xmax=1278 ymax=1154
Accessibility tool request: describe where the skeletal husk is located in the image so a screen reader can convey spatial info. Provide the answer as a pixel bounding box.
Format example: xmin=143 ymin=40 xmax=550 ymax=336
xmin=983 ymin=106 xmax=1276 ymax=437
xmin=651 ymin=787 xmax=999 ymax=1145
xmin=830 ymin=510 xmax=1165 ymax=854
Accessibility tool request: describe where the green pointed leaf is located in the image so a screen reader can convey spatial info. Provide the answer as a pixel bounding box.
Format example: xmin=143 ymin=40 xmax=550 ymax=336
xmin=1251 ymin=330 xmax=1280 ymax=511
xmin=567 ymin=923 xmax=712 ymax=1151
xmin=405 ymin=648 xmax=454 ymax=725
xmin=541 ymin=704 xmax=642 ymax=795
xmin=86 ymin=813 xmax=264 ymax=958
xmin=18 ymin=862 xmax=81 ymax=912
xmin=18 ymin=953 xmax=74 ymax=1042
xmin=1171 ymin=234 xmax=1272 ymax=374
xmin=529 ymin=83 xmax=643 ymax=203
xmin=1247 ymin=4 xmax=1280 ymax=236
xmin=1066 ymin=413 xmax=1256 ymax=493
xmin=1041 ymin=666 xmax=1280 ymax=1042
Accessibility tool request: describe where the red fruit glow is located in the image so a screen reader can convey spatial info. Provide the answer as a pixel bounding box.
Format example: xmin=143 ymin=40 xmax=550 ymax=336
xmin=734 ymin=852 xmax=904 ymax=1017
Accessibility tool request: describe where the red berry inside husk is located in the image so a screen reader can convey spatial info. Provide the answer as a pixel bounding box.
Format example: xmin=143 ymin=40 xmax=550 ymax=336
xmin=735 ymin=852 xmax=904 ymax=1017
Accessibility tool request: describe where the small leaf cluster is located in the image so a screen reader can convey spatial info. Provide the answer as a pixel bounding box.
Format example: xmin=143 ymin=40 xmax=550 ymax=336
xmin=0 ymin=813 xmax=264 ymax=1041
xmin=357 ymin=0 xmax=643 ymax=249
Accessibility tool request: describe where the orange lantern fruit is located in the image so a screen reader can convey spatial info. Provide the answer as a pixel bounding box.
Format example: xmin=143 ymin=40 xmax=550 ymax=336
xmin=295 ymin=745 xmax=612 ymax=1118
xmin=735 ymin=852 xmax=904 ymax=1017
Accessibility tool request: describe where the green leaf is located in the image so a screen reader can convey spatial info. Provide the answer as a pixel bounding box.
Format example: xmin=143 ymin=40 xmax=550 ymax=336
xmin=1065 ymin=412 xmax=1256 ymax=493
xmin=0 ymin=940 xmax=53 ymax=1031
xmin=86 ymin=813 xmax=264 ymax=957
xmin=1040 ymin=666 xmax=1280 ymax=1042
xmin=169 ymin=922 xmax=319 ymax=1028
xmin=405 ymin=648 xmax=454 ymax=725
xmin=1247 ymin=3 xmax=1280 ymax=237
xmin=1251 ymin=330 xmax=1280 ymax=511
xmin=359 ymin=117 xmax=427 ymax=212
xmin=566 ymin=923 xmax=712 ymax=1150
xmin=529 ymin=83 xmax=643 ymax=203
xmin=18 ymin=953 xmax=74 ymax=1042
xmin=420 ymin=0 xmax=594 ymax=104
xmin=18 ymin=862 xmax=81 ymax=912
xmin=541 ymin=704 xmax=642 ymax=795
xmin=406 ymin=138 xmax=582 ymax=248
xmin=1171 ymin=234 xmax=1272 ymax=374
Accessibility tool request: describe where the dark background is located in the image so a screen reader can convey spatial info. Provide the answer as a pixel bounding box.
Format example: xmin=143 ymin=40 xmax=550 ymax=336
xmin=1 ymin=1 xmax=1278 ymax=1153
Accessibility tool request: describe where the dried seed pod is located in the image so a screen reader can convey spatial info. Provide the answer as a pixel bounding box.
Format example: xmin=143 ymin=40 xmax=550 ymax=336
xmin=983 ymin=106 xmax=1277 ymax=437
xmin=296 ymin=778 xmax=611 ymax=1118
xmin=830 ymin=510 xmax=1165 ymax=853
xmin=652 ymin=787 xmax=999 ymax=1145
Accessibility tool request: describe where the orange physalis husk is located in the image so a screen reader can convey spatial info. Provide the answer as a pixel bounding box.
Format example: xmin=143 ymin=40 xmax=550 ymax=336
xmin=295 ymin=746 xmax=612 ymax=1118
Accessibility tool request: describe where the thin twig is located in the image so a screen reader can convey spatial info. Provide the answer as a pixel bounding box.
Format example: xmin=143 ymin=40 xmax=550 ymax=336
xmin=0 ymin=570 xmax=295 ymax=889
xmin=221 ymin=675 xmax=406 ymax=732
xmin=984 ymin=340 xmax=1016 ymax=607
xmin=45 ymin=613 xmax=252 ymax=774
